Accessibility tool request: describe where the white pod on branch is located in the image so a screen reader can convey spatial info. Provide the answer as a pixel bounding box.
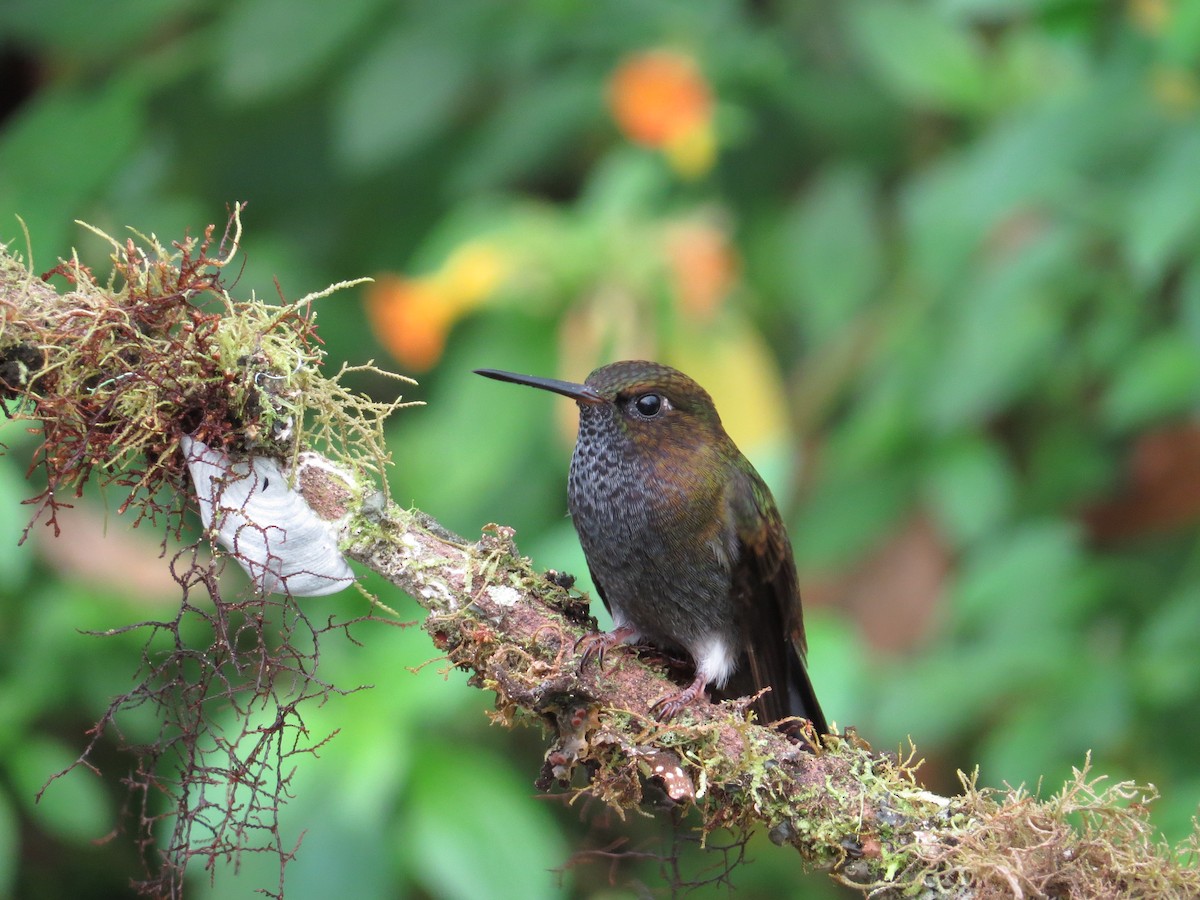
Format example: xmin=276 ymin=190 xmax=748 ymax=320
xmin=181 ymin=435 xmax=356 ymax=597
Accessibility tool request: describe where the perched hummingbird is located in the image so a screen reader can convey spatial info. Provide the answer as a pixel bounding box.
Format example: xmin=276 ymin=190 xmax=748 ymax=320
xmin=475 ymin=360 xmax=828 ymax=736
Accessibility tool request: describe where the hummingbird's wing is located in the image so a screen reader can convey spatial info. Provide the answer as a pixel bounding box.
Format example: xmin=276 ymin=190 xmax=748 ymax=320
xmin=719 ymin=467 xmax=829 ymax=736
xmin=585 ymin=561 xmax=613 ymax=618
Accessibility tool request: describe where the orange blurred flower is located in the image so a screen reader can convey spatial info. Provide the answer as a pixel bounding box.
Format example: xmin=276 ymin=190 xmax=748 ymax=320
xmin=366 ymin=241 xmax=509 ymax=371
xmin=365 ymin=276 xmax=452 ymax=372
xmin=608 ymin=50 xmax=715 ymax=177
xmin=665 ymin=221 xmax=738 ymax=321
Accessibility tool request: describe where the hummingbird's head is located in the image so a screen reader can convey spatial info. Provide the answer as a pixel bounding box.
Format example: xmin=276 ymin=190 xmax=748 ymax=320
xmin=581 ymin=360 xmax=724 ymax=444
xmin=475 ymin=360 xmax=727 ymax=451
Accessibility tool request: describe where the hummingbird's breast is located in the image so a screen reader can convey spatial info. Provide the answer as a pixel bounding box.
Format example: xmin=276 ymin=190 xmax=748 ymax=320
xmin=567 ymin=408 xmax=740 ymax=654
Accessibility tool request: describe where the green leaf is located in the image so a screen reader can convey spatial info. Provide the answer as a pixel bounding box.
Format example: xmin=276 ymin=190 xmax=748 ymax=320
xmin=0 ymin=791 xmax=13 ymax=899
xmin=1103 ymin=333 xmax=1200 ymax=430
xmin=783 ymin=165 xmax=883 ymax=343
xmin=936 ymin=0 xmax=1068 ymax=15
xmin=401 ymin=744 xmax=567 ymax=900
xmin=1123 ymin=124 xmax=1200 ymax=285
xmin=803 ymin=614 xmax=870 ymax=733
xmin=923 ymin=230 xmax=1075 ymax=428
xmin=1135 ymin=585 xmax=1200 ymax=707
xmin=819 ymin=372 xmax=922 ymax=472
xmin=902 ymin=93 xmax=1135 ymax=292
xmin=1159 ymin=777 xmax=1200 ymax=845
xmin=0 ymin=0 xmax=186 ymax=58
xmin=578 ymin=148 xmax=672 ymax=218
xmin=1160 ymin=0 xmax=1200 ymax=68
xmin=1181 ymin=262 xmax=1200 ymax=348
xmin=0 ymin=460 xmax=32 ymax=591
xmin=791 ymin=465 xmax=915 ymax=569
xmin=978 ymin=655 xmax=1129 ymax=789
xmin=1025 ymin=418 xmax=1116 ymax=511
xmin=217 ymin=0 xmax=390 ymax=102
xmin=450 ymin=74 xmax=600 ymax=194
xmin=333 ymin=25 xmax=474 ymax=173
xmin=0 ymin=584 xmax=109 ymax=756
xmin=389 ymin=314 xmax=562 ymax=538
xmin=951 ymin=520 xmax=1087 ymax=636
xmin=0 ymin=78 xmax=145 ymax=254
xmin=924 ymin=435 xmax=1014 ymax=545
xmin=847 ymin=0 xmax=990 ymax=112
xmin=873 ymin=638 xmax=1061 ymax=743
xmin=7 ymin=737 xmax=112 ymax=844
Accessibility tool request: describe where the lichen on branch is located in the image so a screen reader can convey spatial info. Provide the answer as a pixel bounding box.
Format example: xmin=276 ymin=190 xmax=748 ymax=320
xmin=0 ymin=205 xmax=413 ymax=540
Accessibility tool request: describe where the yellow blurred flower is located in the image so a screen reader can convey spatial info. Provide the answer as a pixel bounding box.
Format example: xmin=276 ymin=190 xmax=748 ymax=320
xmin=662 ymin=121 xmax=716 ymax=179
xmin=607 ymin=49 xmax=716 ymax=177
xmin=432 ymin=241 xmax=509 ymax=305
xmin=1128 ymin=0 xmax=1171 ymax=34
xmin=670 ymin=325 xmax=791 ymax=455
xmin=366 ymin=241 xmax=509 ymax=371
xmin=1151 ymin=65 xmax=1200 ymax=115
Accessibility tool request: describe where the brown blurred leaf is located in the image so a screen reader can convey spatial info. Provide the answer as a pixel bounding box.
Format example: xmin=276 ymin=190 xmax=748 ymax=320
xmin=804 ymin=513 xmax=949 ymax=653
xmin=35 ymin=502 xmax=188 ymax=605
xmin=1083 ymin=423 xmax=1200 ymax=542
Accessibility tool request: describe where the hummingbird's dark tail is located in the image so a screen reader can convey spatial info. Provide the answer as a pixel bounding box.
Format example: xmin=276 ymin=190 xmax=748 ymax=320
xmin=718 ymin=643 xmax=828 ymax=740
xmin=784 ymin=645 xmax=828 ymax=738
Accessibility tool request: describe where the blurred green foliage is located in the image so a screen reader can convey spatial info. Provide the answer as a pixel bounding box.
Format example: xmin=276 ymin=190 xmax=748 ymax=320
xmin=3 ymin=0 xmax=1200 ymax=897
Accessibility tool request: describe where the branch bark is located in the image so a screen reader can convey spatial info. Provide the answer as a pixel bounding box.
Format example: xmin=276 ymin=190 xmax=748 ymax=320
xmin=2 ymin=232 xmax=1197 ymax=899
xmin=334 ymin=500 xmax=1200 ymax=898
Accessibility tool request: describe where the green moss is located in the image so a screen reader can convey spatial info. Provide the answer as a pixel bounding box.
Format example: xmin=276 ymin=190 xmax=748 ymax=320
xmin=1 ymin=208 xmax=417 ymax=530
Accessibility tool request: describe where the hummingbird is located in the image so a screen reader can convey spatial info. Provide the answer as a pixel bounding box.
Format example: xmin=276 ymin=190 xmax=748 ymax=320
xmin=475 ymin=360 xmax=828 ymax=736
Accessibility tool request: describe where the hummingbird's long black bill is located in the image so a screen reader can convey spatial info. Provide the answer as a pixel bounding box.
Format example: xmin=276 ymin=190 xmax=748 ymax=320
xmin=474 ymin=368 xmax=605 ymax=405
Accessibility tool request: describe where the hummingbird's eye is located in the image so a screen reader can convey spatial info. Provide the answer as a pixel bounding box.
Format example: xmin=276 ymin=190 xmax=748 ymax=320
xmin=634 ymin=393 xmax=664 ymax=418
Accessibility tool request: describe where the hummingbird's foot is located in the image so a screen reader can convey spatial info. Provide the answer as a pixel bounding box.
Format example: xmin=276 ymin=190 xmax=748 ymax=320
xmin=649 ymin=671 xmax=709 ymax=721
xmin=576 ymin=624 xmax=639 ymax=672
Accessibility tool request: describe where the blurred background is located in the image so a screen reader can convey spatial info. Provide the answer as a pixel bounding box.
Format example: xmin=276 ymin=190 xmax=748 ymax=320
xmin=3 ymin=0 xmax=1200 ymax=897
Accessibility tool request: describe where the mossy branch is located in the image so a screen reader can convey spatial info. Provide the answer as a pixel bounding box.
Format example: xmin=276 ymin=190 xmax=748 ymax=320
xmin=339 ymin=503 xmax=1200 ymax=898
xmin=2 ymin=222 xmax=1198 ymax=898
